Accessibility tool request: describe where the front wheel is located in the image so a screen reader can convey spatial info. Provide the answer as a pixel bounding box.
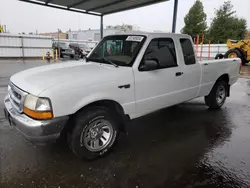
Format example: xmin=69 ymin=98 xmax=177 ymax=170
xmin=68 ymin=107 xmax=119 ymax=160
xmin=205 ymin=80 xmax=228 ymax=109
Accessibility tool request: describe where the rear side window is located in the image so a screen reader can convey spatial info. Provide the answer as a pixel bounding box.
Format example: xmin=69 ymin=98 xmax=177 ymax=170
xmin=143 ymin=38 xmax=177 ymax=69
xmin=180 ymin=39 xmax=196 ymax=65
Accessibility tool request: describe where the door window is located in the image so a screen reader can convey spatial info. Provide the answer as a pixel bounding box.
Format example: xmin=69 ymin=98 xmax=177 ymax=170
xmin=180 ymin=39 xmax=196 ymax=65
xmin=141 ymin=38 xmax=177 ymax=70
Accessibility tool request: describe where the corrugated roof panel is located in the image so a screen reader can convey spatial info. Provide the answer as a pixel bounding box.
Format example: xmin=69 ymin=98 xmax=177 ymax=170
xmin=75 ymin=0 xmax=116 ymax=11
xmin=52 ymin=0 xmax=86 ymax=7
xmin=34 ymin=0 xmax=82 ymax=7
xmin=22 ymin=0 xmax=169 ymax=15
xmin=95 ymin=0 xmax=167 ymax=14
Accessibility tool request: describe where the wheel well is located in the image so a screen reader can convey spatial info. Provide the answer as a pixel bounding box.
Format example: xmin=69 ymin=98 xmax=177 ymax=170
xmin=217 ymin=74 xmax=229 ymax=84
xmin=63 ymin=100 xmax=130 ymax=136
xmin=216 ymin=74 xmax=230 ymax=96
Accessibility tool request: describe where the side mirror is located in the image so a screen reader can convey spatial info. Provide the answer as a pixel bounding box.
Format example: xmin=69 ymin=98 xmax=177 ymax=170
xmin=140 ymin=59 xmax=159 ymax=71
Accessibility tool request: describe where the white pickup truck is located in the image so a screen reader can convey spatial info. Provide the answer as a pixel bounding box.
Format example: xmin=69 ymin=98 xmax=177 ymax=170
xmin=4 ymin=33 xmax=241 ymax=159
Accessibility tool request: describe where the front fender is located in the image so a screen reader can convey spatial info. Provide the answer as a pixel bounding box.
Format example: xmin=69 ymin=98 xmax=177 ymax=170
xmin=72 ymin=94 xmax=120 ymax=114
xmin=40 ymin=82 xmax=135 ymax=118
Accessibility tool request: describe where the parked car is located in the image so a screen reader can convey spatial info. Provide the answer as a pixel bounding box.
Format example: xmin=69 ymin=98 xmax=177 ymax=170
xmin=65 ymin=43 xmax=85 ymax=59
xmin=52 ymin=42 xmax=68 ymax=58
xmin=79 ymin=43 xmax=92 ymax=57
xmin=4 ymin=33 xmax=241 ymax=160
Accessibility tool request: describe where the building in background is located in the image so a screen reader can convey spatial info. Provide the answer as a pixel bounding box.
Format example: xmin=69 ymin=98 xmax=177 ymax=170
xmin=40 ymin=32 xmax=67 ymax=39
xmin=106 ymin=24 xmax=140 ymax=31
xmin=68 ymin=24 xmax=140 ymax=41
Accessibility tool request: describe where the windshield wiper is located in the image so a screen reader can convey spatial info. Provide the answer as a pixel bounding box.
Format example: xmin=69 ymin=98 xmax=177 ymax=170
xmin=85 ymin=57 xmax=119 ymax=67
xmin=102 ymin=58 xmax=119 ymax=68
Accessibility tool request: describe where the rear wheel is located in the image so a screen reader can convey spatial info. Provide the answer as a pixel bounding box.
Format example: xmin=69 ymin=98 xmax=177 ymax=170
xmin=205 ymin=80 xmax=228 ymax=109
xmin=224 ymin=49 xmax=247 ymax=65
xmin=68 ymin=107 xmax=119 ymax=160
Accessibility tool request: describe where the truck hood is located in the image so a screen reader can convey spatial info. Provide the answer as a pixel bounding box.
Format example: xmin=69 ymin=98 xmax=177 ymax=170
xmin=10 ymin=61 xmax=124 ymax=96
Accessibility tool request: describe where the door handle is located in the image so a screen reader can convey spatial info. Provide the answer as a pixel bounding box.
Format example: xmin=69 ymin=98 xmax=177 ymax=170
xmin=118 ymin=84 xmax=130 ymax=89
xmin=204 ymin=63 xmax=209 ymax=66
xmin=176 ymin=72 xmax=183 ymax=77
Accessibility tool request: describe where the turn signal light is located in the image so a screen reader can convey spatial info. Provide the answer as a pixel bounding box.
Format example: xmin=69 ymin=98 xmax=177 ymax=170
xmin=24 ymin=107 xmax=53 ymax=120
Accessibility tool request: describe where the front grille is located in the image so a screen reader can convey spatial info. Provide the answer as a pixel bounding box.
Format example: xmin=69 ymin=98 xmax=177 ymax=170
xmin=8 ymin=83 xmax=27 ymax=113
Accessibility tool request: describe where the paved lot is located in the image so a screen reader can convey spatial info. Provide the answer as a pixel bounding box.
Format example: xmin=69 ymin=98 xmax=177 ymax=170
xmin=0 ymin=60 xmax=250 ymax=188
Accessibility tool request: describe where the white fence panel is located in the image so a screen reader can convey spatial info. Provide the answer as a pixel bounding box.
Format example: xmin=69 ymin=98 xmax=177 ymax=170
xmin=0 ymin=35 xmax=21 ymax=47
xmin=0 ymin=33 xmax=52 ymax=58
xmin=23 ymin=36 xmax=52 ymax=48
xmin=0 ymin=48 xmax=22 ymax=57
xmin=196 ymin=44 xmax=228 ymax=59
xmin=24 ymin=48 xmax=52 ymax=57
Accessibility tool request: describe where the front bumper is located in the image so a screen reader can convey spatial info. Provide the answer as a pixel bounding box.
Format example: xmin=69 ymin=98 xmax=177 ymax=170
xmin=4 ymin=95 xmax=69 ymax=144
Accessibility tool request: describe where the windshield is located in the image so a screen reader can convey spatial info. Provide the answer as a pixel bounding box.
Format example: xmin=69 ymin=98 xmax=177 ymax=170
xmin=88 ymin=35 xmax=146 ymax=67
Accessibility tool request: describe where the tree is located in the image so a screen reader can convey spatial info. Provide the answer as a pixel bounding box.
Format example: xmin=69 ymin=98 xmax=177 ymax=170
xmin=208 ymin=1 xmax=247 ymax=43
xmin=181 ymin=0 xmax=207 ymax=39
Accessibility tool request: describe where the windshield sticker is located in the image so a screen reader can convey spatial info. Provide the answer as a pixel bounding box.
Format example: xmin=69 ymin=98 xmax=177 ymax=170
xmin=126 ymin=36 xmax=144 ymax=42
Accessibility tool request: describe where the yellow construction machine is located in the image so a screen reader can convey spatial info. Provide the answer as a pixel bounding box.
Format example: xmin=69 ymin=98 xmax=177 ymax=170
xmin=225 ymin=39 xmax=250 ymax=65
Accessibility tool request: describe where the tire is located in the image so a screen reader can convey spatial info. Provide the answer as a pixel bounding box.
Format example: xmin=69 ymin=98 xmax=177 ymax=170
xmin=68 ymin=107 xmax=119 ymax=160
xmin=215 ymin=53 xmax=224 ymax=59
xmin=205 ymin=80 xmax=228 ymax=109
xmin=224 ymin=49 xmax=247 ymax=65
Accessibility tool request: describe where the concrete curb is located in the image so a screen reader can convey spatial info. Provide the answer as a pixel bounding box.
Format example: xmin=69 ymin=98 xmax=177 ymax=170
xmin=240 ymin=75 xmax=250 ymax=79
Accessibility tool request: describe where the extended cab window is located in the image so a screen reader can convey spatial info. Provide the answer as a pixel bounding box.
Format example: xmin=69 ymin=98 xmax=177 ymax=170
xmin=141 ymin=38 xmax=177 ymax=70
xmin=180 ymin=39 xmax=196 ymax=65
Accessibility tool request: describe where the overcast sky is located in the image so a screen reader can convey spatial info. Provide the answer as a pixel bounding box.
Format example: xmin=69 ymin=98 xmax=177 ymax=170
xmin=0 ymin=0 xmax=249 ymax=34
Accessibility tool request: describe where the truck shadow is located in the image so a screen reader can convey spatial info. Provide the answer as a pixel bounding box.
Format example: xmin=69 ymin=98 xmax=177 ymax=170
xmin=1 ymin=99 xmax=235 ymax=188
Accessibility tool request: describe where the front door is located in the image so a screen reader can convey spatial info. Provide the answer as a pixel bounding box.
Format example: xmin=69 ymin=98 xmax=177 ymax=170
xmin=133 ymin=37 xmax=187 ymax=116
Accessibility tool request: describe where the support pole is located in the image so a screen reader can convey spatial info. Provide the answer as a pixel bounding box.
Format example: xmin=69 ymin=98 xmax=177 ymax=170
xmin=42 ymin=49 xmax=45 ymax=61
xmin=200 ymin=34 xmax=204 ymax=61
xmin=100 ymin=15 xmax=104 ymax=39
xmin=208 ymin=40 xmax=211 ymax=60
xmin=20 ymin=36 xmax=25 ymax=63
xmin=56 ymin=49 xmax=58 ymax=62
xmin=172 ymin=0 xmax=178 ymax=33
xmin=58 ymin=29 xmax=60 ymax=59
xmin=196 ymin=34 xmax=200 ymax=56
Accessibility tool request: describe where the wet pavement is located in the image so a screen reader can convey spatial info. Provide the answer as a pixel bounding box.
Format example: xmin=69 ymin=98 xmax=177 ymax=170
xmin=1 ymin=61 xmax=250 ymax=188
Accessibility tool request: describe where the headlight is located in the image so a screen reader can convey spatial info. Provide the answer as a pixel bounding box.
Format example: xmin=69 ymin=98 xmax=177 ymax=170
xmin=24 ymin=94 xmax=53 ymax=120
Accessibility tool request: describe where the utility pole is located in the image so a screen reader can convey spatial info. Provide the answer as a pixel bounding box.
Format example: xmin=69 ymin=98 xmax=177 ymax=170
xmin=100 ymin=15 xmax=103 ymax=39
xmin=172 ymin=0 xmax=179 ymax=33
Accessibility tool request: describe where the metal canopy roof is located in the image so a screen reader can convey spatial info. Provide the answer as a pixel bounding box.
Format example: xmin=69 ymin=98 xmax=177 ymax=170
xmin=20 ymin=0 xmax=169 ymax=16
